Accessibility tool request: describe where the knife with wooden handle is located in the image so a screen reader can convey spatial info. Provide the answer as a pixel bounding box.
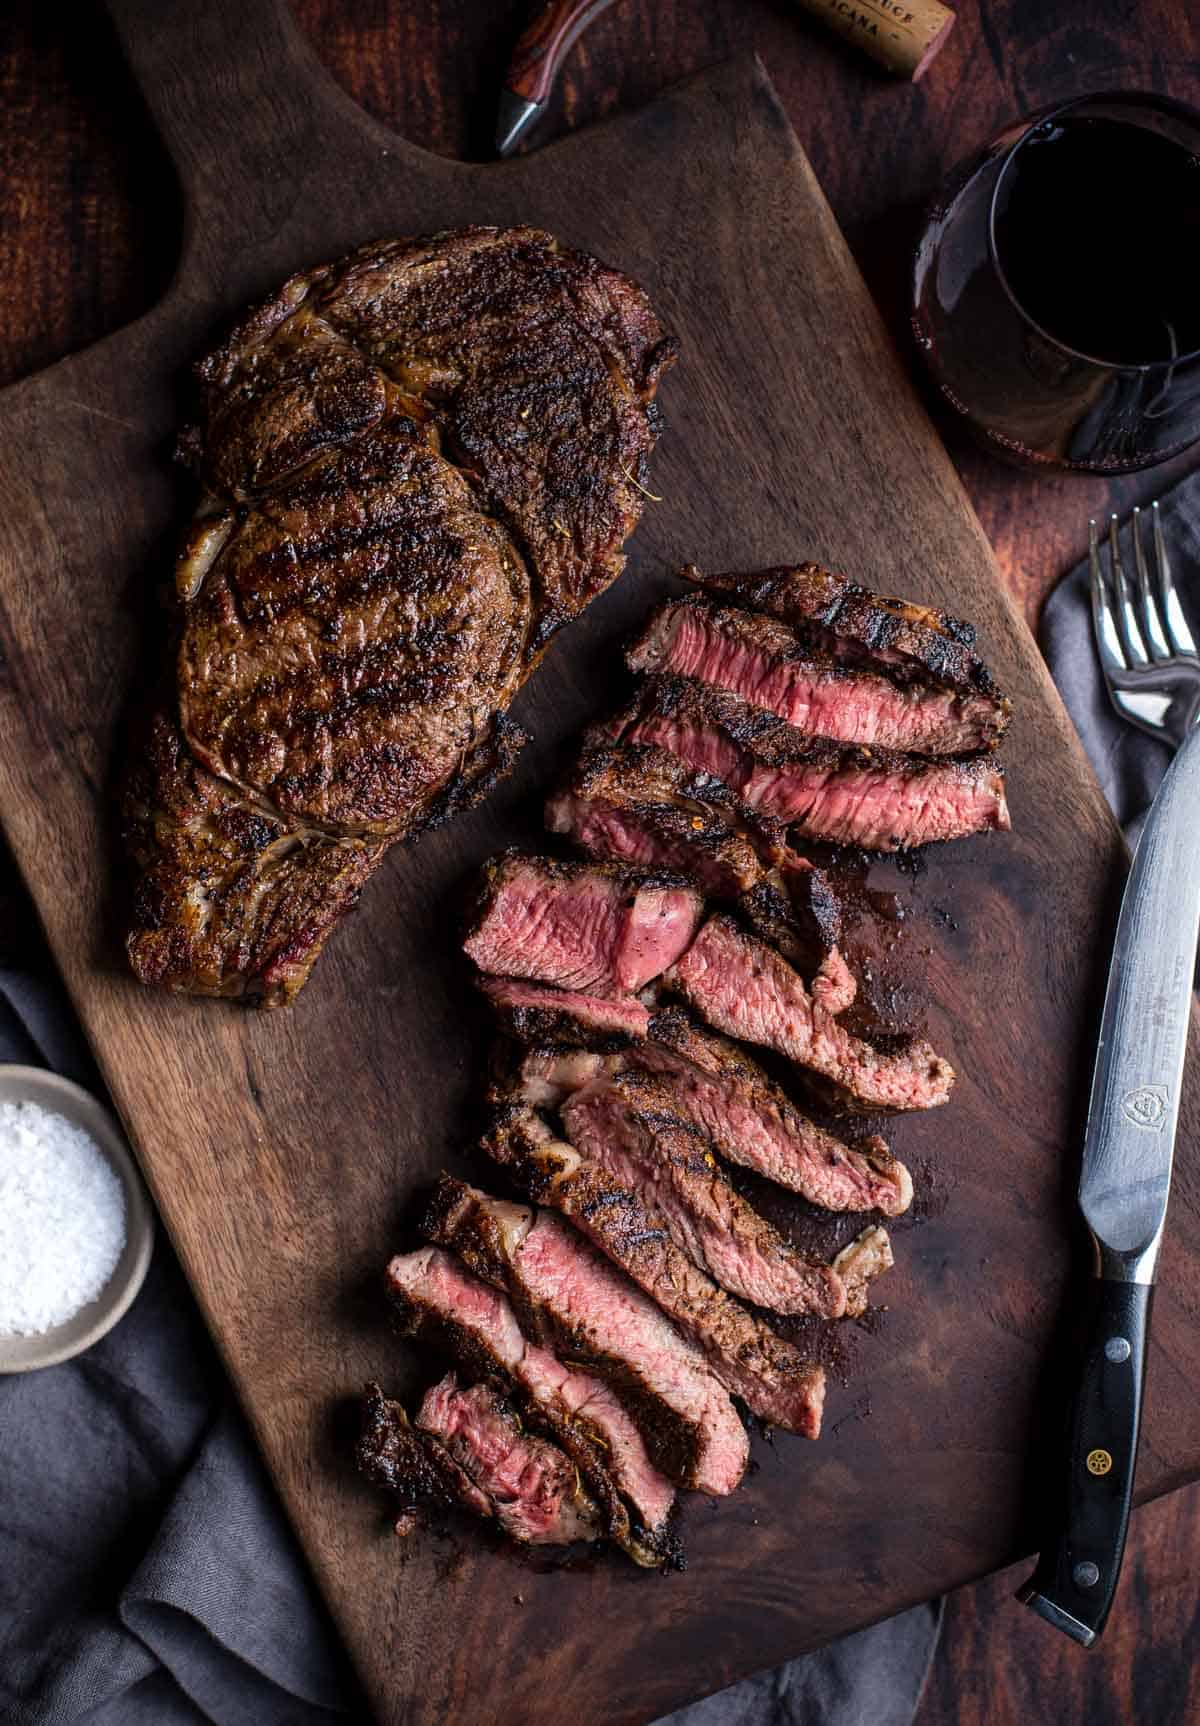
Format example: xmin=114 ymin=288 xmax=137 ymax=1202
xmin=496 ymin=0 xmax=618 ymax=157
xmin=1019 ymin=720 xmax=1200 ymax=1644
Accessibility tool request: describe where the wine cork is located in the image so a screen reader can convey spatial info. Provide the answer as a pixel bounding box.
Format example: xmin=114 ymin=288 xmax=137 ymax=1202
xmin=792 ymin=0 xmax=956 ymax=80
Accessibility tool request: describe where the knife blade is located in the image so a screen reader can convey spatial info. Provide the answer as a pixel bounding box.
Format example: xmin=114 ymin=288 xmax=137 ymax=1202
xmin=1019 ymin=719 xmax=1200 ymax=1645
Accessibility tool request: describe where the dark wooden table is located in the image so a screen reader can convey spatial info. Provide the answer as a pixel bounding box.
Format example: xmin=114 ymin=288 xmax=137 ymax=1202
xmin=3 ymin=3 xmax=1199 ymax=1720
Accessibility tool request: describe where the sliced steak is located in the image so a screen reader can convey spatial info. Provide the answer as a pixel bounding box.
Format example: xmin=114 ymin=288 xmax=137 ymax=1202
xmin=386 ymin=1244 xmax=675 ymax=1563
xmin=546 ymin=740 xmax=843 ymax=972
xmin=511 ymin=1010 xmax=912 ymax=1215
xmin=415 ymin=1373 xmax=601 ymax=1545
xmin=629 ymin=594 xmax=1006 ymax=756
xmin=832 ymin=1225 xmax=895 ymax=1318
xmin=546 ymin=741 xmax=765 ymax=898
xmin=477 ymin=975 xmax=651 ymax=1049
xmin=421 ymin=1177 xmax=748 ymax=1496
xmin=736 ymin=877 xmax=855 ymax=1009
xmin=681 ymin=562 xmax=1011 ymax=744
xmin=558 ymin=1074 xmax=846 ymax=1317
xmin=666 ymin=916 xmax=954 ymax=1113
xmin=463 ymin=852 xmax=704 ymax=995
xmin=357 ymin=1382 xmax=493 ymax=1527
xmin=606 ymin=677 xmax=1010 ymax=851
xmin=485 ymin=1102 xmax=825 ymax=1435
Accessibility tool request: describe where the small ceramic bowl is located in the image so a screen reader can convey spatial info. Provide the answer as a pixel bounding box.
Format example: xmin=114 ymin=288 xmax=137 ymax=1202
xmin=0 ymin=1065 xmax=154 ymax=1372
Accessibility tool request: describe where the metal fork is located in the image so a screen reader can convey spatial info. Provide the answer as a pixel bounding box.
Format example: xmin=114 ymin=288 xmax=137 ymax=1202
xmin=1089 ymin=502 xmax=1200 ymax=746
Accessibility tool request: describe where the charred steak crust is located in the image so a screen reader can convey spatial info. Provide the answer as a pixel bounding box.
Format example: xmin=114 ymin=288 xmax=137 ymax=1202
xmin=122 ymin=702 xmax=387 ymax=1005
xmin=357 ymin=1382 xmax=494 ymax=1522
xmin=606 ymin=675 xmax=1010 ymax=852
xmin=681 ymin=562 xmax=1010 ymax=714
xmin=177 ymin=418 xmax=536 ymax=836
xmin=546 ymin=741 xmax=767 ymax=897
xmin=630 ymin=593 xmax=1010 ymax=755
xmin=124 ymin=226 xmax=675 ymax=1004
xmin=484 ymin=1101 xmax=826 ymax=1437
xmin=358 ymin=1378 xmax=601 ymax=1548
xmin=545 ymin=740 xmax=843 ymax=968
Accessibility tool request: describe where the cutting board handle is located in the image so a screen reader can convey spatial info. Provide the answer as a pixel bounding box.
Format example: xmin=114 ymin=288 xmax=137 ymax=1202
xmin=104 ymin=0 xmax=412 ymax=267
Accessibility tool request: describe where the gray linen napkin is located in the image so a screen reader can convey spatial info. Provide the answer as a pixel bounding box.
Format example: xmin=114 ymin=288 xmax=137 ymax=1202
xmin=0 ymin=967 xmax=349 ymax=1726
xmin=0 ymin=952 xmax=941 ymax=1723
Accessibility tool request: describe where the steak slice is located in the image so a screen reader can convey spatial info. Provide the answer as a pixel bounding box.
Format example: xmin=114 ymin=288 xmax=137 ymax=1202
xmin=415 ymin=1373 xmax=601 ymax=1546
xmin=386 ymin=1244 xmax=675 ymax=1563
xmin=463 ymin=852 xmax=704 ymax=996
xmin=606 ymin=676 xmax=1010 ymax=851
xmin=511 ymin=1011 xmax=912 ymax=1215
xmin=485 ymin=1102 xmax=826 ymax=1436
xmin=478 ymin=975 xmax=651 ymax=1049
xmin=667 ymin=916 xmax=955 ymax=1113
xmin=421 ymin=1177 xmax=748 ymax=1496
xmin=736 ymin=878 xmax=855 ymax=1010
xmin=546 ymin=741 xmax=843 ymax=973
xmin=356 ymin=1382 xmax=493 ymax=1523
xmin=629 ymin=594 xmax=1007 ymax=756
xmin=682 ymin=562 xmax=1011 ymax=744
xmin=558 ymin=1075 xmax=846 ymax=1317
xmin=546 ymin=741 xmax=765 ymax=898
xmin=832 ymin=1226 xmax=895 ymax=1318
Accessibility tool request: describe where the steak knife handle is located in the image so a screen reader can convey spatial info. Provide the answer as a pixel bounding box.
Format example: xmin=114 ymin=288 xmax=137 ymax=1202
xmin=1018 ymin=1277 xmax=1152 ymax=1645
xmin=505 ymin=0 xmax=619 ymax=106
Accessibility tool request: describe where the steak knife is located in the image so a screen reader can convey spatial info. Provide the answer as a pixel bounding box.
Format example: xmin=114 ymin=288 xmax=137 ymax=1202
xmin=1019 ymin=720 xmax=1200 ymax=1645
xmin=496 ymin=0 xmax=617 ymax=157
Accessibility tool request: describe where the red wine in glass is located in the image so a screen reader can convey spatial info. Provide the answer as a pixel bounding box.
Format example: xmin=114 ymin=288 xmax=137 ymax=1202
xmin=912 ymin=92 xmax=1200 ymax=472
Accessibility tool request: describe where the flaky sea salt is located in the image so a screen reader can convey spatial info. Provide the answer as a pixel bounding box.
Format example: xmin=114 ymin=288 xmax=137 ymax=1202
xmin=0 ymin=1100 xmax=127 ymax=1337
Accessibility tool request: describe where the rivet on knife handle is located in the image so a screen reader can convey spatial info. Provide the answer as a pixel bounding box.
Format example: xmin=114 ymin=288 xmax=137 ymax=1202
xmin=497 ymin=0 xmax=619 ymax=156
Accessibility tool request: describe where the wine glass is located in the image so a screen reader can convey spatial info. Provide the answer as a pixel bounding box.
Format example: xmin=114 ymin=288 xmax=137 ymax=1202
xmin=912 ymin=91 xmax=1200 ymax=473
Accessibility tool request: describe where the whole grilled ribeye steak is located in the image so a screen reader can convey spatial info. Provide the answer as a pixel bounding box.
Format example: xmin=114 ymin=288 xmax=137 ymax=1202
xmin=123 ymin=227 xmax=676 ymax=1005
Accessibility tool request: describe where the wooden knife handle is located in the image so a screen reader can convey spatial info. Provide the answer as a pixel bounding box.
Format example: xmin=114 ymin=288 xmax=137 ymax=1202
xmin=1018 ymin=1277 xmax=1152 ymax=1645
xmin=505 ymin=0 xmax=621 ymax=106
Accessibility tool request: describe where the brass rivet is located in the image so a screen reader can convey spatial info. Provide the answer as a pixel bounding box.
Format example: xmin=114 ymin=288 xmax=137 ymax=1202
xmin=1087 ymin=1449 xmax=1113 ymax=1476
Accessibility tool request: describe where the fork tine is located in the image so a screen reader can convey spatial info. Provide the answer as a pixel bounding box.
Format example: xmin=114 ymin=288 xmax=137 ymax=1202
xmin=1151 ymin=501 xmax=1199 ymax=658
xmin=1108 ymin=514 xmax=1150 ymax=667
xmin=1090 ymin=516 xmax=1129 ymax=684
xmin=1131 ymin=506 xmax=1173 ymax=661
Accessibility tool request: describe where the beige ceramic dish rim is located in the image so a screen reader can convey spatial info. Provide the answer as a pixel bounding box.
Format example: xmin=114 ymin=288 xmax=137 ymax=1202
xmin=0 ymin=1063 xmax=155 ymax=1372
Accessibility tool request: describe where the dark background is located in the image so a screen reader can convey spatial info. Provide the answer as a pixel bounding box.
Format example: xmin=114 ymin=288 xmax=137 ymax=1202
xmin=2 ymin=3 xmax=1199 ymax=1720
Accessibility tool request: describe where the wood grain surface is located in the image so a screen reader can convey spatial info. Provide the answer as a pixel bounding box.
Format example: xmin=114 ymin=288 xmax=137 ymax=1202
xmin=3 ymin=5 xmax=1200 ymax=1722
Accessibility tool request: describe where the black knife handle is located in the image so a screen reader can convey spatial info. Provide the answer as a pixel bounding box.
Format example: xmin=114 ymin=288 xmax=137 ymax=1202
xmin=1018 ymin=1277 xmax=1152 ymax=1645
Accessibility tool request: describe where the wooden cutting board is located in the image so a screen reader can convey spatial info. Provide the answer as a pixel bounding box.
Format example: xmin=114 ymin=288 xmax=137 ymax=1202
xmin=4 ymin=2 xmax=1200 ymax=1719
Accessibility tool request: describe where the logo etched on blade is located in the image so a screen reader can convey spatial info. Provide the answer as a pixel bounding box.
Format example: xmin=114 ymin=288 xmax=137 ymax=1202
xmin=1121 ymin=1085 xmax=1169 ymax=1130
